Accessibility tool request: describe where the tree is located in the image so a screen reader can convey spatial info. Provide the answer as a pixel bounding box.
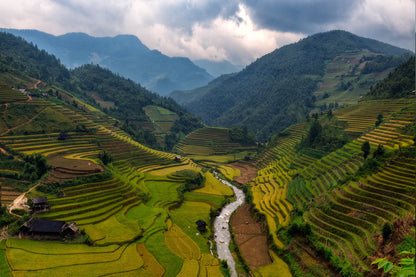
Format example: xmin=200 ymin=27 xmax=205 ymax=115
xmin=327 ymin=109 xmax=333 ymax=118
xmin=361 ymin=141 xmax=371 ymax=159
xmin=375 ymin=114 xmax=383 ymax=126
xmin=98 ymin=150 xmax=113 ymax=165
xmin=373 ymin=144 xmax=385 ymax=158
xmin=308 ymin=120 xmax=322 ymax=145
xmin=382 ymin=222 xmax=393 ymax=243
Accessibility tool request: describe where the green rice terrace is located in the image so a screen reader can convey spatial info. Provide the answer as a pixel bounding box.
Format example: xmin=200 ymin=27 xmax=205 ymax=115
xmin=0 ymin=37 xmax=414 ymax=277
xmin=143 ymin=105 xmax=179 ymax=144
xmin=174 ymin=127 xmax=257 ymax=163
xmin=0 ymin=84 xmax=239 ymax=276
xmin=0 ymin=79 xmax=414 ymax=277
xmin=248 ymin=98 xmax=415 ymax=276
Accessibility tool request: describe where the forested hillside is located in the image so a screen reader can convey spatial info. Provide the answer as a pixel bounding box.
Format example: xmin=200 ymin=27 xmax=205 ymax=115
xmin=0 ymin=32 xmax=203 ymax=150
xmin=172 ymin=30 xmax=411 ymax=141
xmin=1 ymin=28 xmax=214 ymax=95
xmin=244 ymin=52 xmax=416 ymax=276
xmin=365 ymin=56 xmax=415 ymax=99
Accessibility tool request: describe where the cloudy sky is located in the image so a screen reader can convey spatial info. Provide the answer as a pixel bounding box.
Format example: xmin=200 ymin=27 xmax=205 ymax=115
xmin=0 ymin=0 xmax=414 ymax=65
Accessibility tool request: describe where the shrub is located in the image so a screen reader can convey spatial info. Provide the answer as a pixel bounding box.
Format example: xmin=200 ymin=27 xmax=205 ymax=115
xmin=361 ymin=141 xmax=370 ymax=159
xmin=98 ymin=150 xmax=113 ymax=165
xmin=382 ymin=222 xmax=394 ymax=243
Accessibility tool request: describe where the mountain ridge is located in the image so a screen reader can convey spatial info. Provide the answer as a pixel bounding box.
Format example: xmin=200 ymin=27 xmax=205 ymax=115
xmin=171 ymin=30 xmax=412 ymax=141
xmin=0 ymin=31 xmax=204 ymax=150
xmin=0 ymin=28 xmax=213 ymax=95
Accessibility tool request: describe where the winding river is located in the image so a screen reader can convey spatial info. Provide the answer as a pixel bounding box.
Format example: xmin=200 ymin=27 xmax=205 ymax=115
xmin=213 ymin=173 xmax=245 ymax=277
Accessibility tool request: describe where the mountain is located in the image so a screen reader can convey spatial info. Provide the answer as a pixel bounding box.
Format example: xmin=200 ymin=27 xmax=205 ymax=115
xmin=0 ymin=31 xmax=203 ymax=150
xmin=171 ymin=30 xmax=412 ymax=141
xmin=170 ymin=73 xmax=236 ymax=106
xmin=192 ymin=59 xmax=243 ymax=77
xmin=0 ymin=33 xmax=232 ymax=277
xmin=365 ymin=56 xmax=415 ymax=99
xmin=0 ymin=28 xmax=213 ymax=95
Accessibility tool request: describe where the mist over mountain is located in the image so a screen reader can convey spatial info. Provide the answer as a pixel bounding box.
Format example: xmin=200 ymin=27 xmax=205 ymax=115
xmin=192 ymin=59 xmax=243 ymax=77
xmin=0 ymin=28 xmax=214 ymax=96
xmin=171 ymin=30 xmax=412 ymax=141
xmin=0 ymin=31 xmax=204 ymax=150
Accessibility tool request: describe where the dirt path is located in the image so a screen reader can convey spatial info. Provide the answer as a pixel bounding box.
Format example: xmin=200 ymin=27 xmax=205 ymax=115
xmin=228 ymin=162 xmax=257 ymax=184
xmin=0 ymin=147 xmax=8 ymax=155
xmin=0 ymin=106 xmax=47 ymax=136
xmin=29 ymin=80 xmax=41 ymax=90
xmin=7 ymin=182 xmax=41 ymax=217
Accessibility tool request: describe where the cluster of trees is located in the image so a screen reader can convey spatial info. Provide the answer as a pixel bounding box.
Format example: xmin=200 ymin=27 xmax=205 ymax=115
xmin=366 ymin=56 xmax=415 ymax=99
xmin=297 ymin=114 xmax=349 ymax=155
xmin=0 ymin=152 xmax=50 ymax=181
xmin=36 ymin=171 xmax=112 ymax=196
xmin=165 ymin=114 xmax=204 ymax=151
xmin=229 ymin=126 xmax=256 ymax=146
xmin=72 ymin=64 xmax=205 ymax=150
xmin=174 ymin=170 xmax=205 ymax=204
xmin=361 ymin=53 xmax=412 ymax=74
xmin=98 ymin=150 xmax=113 ymax=165
xmin=0 ymin=32 xmax=71 ymax=87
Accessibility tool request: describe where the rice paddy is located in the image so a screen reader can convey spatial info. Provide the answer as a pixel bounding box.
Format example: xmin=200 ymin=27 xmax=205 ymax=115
xmin=0 ymin=89 xmax=228 ymax=276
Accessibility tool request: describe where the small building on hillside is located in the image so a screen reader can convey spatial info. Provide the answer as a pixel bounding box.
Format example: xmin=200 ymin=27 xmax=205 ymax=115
xmin=195 ymin=220 xmax=207 ymax=233
xmin=61 ymin=222 xmax=79 ymax=238
xmin=21 ymin=219 xmax=80 ymax=239
xmin=58 ymin=132 xmax=69 ymax=141
xmin=32 ymin=197 xmax=50 ymax=213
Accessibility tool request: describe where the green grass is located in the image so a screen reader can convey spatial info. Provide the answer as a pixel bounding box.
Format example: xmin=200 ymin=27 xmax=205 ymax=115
xmin=0 ymin=240 xmax=11 ymax=277
xmin=82 ymin=209 xmax=142 ymax=245
xmin=184 ymin=192 xmax=225 ymax=208
xmin=169 ymin=201 xmax=212 ymax=254
xmin=145 ymin=180 xmax=181 ymax=207
xmin=126 ymin=204 xmax=166 ymax=231
xmin=9 ymin=243 xmax=143 ymax=277
xmin=145 ymin=232 xmax=183 ymax=277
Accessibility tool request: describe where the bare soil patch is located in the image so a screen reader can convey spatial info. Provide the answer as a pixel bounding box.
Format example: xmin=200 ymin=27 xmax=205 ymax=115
xmin=230 ymin=203 xmax=271 ymax=271
xmin=44 ymin=154 xmax=104 ymax=183
xmin=228 ymin=162 xmax=257 ymax=184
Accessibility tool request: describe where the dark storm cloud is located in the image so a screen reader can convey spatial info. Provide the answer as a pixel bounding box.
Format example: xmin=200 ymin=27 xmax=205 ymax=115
xmin=242 ymin=0 xmax=361 ymax=33
xmin=156 ymin=1 xmax=240 ymax=32
xmin=0 ymin=0 xmax=413 ymax=65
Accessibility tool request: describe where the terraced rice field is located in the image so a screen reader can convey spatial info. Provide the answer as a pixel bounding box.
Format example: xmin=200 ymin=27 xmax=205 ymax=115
xmin=175 ymin=127 xmax=256 ymax=156
xmin=0 ymin=84 xmax=28 ymax=104
xmin=5 ymin=239 xmax=145 ymax=276
xmin=0 ymin=96 xmax=232 ymax=276
xmin=250 ymin=100 xmax=415 ymax=274
xmin=334 ymin=99 xmax=412 ymax=134
xmin=143 ymin=105 xmax=179 ymax=144
xmin=250 ymin=123 xmax=308 ymax=247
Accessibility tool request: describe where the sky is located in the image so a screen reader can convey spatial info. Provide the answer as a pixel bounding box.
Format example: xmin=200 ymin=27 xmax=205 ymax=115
xmin=0 ymin=0 xmax=414 ymax=65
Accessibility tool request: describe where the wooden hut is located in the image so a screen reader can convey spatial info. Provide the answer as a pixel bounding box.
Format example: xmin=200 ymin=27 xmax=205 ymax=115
xmin=32 ymin=197 xmax=50 ymax=213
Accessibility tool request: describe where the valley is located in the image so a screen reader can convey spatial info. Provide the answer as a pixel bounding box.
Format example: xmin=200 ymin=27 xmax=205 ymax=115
xmin=0 ymin=29 xmax=414 ymax=277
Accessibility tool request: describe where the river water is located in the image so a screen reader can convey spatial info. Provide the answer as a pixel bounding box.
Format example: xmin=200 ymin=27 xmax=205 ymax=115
xmin=213 ymin=173 xmax=245 ymax=277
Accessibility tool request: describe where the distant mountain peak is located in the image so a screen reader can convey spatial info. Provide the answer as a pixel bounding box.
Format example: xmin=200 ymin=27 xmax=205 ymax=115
xmin=172 ymin=30 xmax=412 ymax=141
xmin=0 ymin=28 xmax=213 ymax=95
